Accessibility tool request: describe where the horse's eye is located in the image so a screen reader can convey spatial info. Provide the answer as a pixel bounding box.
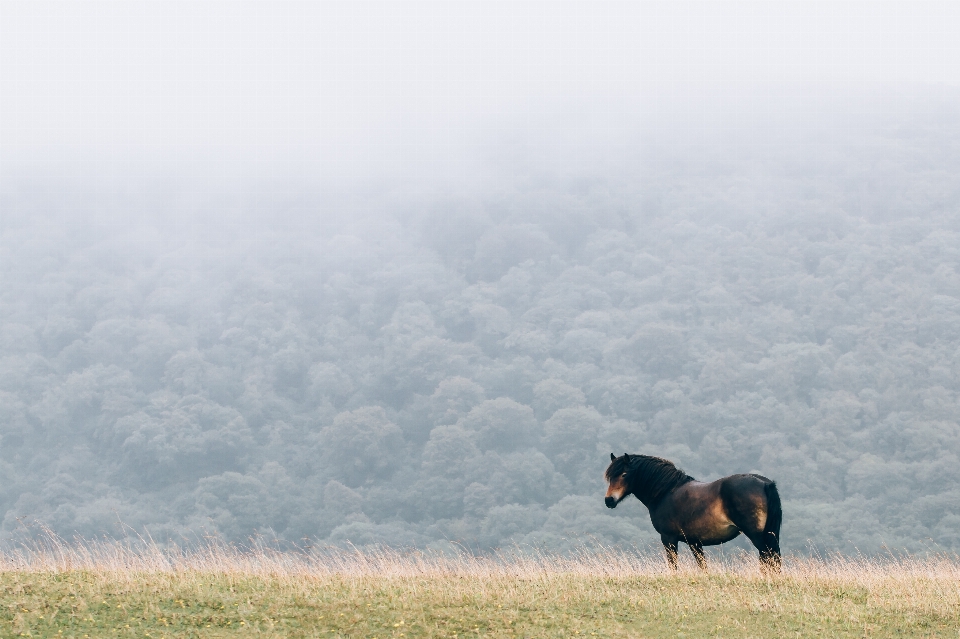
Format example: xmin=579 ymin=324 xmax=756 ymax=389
xmin=621 ymin=473 xmax=627 ymax=478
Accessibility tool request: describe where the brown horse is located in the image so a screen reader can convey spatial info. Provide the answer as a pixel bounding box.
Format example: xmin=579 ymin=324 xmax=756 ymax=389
xmin=604 ymin=453 xmax=781 ymax=571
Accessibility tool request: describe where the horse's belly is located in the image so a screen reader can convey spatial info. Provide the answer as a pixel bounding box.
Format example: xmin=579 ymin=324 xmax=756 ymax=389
xmin=697 ymin=524 xmax=741 ymax=546
xmin=680 ymin=502 xmax=740 ymax=545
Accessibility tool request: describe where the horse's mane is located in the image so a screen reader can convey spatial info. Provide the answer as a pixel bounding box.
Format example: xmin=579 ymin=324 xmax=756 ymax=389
xmin=606 ymin=454 xmax=694 ymax=508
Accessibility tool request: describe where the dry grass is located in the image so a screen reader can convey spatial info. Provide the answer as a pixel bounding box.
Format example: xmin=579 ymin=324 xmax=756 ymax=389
xmin=1 ymin=535 xmax=959 ymax=637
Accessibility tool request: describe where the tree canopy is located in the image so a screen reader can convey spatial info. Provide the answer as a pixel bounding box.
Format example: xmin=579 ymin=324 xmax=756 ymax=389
xmin=2 ymin=114 xmax=960 ymax=555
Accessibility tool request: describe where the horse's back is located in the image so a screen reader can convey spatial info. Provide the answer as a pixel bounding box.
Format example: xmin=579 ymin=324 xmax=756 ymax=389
xmin=722 ymin=473 xmax=773 ymax=491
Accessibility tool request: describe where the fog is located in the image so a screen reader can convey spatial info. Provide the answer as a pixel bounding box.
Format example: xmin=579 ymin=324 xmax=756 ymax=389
xmin=5 ymin=2 xmax=960 ymax=169
xmin=1 ymin=2 xmax=960 ymax=554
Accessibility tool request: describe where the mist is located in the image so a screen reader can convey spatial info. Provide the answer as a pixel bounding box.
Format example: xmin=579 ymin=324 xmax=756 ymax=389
xmin=2 ymin=1 xmax=960 ymax=555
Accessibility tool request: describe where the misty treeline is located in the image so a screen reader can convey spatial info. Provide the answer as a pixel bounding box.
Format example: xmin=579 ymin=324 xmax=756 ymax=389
xmin=2 ymin=112 xmax=960 ymax=555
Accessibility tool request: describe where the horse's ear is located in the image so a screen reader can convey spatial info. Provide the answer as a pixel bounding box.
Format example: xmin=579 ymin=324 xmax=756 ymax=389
xmin=623 ymin=453 xmax=630 ymax=459
xmin=610 ymin=453 xmax=616 ymax=462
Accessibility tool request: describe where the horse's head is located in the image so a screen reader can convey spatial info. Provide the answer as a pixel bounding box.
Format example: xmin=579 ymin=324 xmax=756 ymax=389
xmin=604 ymin=452 xmax=632 ymax=508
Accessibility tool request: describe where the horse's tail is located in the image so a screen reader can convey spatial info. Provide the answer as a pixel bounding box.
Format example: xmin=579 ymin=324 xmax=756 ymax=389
xmin=763 ymin=481 xmax=782 ymax=541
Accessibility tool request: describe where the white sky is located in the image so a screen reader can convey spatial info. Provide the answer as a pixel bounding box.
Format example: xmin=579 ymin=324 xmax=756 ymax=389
xmin=2 ymin=1 xmax=959 ymax=175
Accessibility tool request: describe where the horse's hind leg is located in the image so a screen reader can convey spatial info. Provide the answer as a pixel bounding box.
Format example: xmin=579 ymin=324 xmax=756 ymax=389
xmin=661 ymin=537 xmax=679 ymax=571
xmin=745 ymin=532 xmax=781 ymax=573
xmin=690 ymin=542 xmax=707 ymax=571
xmin=721 ymin=479 xmax=781 ymax=573
xmin=759 ymin=533 xmax=781 ymax=573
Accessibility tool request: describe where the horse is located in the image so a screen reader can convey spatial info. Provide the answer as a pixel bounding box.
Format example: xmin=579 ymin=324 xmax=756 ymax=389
xmin=604 ymin=453 xmax=782 ymax=572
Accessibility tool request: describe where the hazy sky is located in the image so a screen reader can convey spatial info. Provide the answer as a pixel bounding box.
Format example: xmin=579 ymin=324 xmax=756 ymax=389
xmin=2 ymin=1 xmax=959 ymax=179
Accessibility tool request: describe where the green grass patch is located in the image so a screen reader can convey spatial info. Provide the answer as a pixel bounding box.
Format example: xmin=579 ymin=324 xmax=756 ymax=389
xmin=2 ymin=569 xmax=959 ymax=638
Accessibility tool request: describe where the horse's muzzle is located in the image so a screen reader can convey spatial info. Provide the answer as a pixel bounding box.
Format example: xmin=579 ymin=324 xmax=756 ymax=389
xmin=605 ymin=496 xmax=617 ymax=509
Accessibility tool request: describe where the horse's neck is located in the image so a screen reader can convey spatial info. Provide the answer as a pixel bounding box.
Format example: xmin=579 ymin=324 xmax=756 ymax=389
xmin=631 ymin=466 xmax=692 ymax=508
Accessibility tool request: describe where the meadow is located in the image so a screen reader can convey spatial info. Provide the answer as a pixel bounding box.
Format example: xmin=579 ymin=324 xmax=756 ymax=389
xmin=1 ymin=539 xmax=959 ymax=638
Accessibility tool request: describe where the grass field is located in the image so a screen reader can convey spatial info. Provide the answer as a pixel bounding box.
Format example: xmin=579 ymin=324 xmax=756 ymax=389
xmin=1 ymin=539 xmax=959 ymax=638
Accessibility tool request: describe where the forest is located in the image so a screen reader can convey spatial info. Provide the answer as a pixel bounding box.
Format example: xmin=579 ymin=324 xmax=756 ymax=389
xmin=1 ymin=101 xmax=960 ymax=556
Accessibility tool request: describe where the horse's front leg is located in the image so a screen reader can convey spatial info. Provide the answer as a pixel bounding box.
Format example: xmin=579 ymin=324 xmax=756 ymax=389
xmin=661 ymin=536 xmax=679 ymax=571
xmin=690 ymin=542 xmax=707 ymax=571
